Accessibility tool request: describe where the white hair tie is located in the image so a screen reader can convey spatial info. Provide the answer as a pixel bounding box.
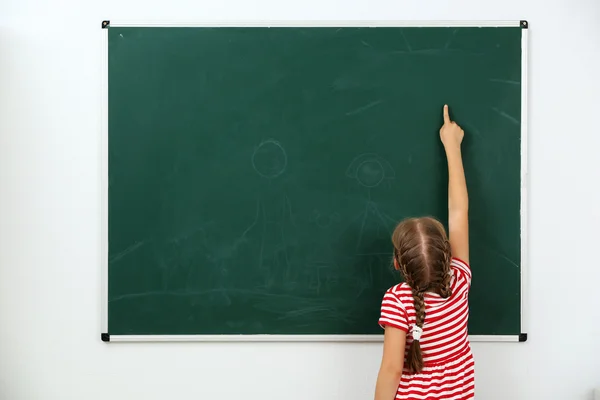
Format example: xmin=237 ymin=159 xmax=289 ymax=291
xmin=411 ymin=325 xmax=423 ymax=341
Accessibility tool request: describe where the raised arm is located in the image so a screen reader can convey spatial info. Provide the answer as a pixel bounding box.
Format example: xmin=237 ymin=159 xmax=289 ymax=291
xmin=440 ymin=105 xmax=469 ymax=264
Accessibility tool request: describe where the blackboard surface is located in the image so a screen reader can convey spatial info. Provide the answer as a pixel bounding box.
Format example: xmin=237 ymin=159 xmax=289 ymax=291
xmin=106 ymin=25 xmax=524 ymax=338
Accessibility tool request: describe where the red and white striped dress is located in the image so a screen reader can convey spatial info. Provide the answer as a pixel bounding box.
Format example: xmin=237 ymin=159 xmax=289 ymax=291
xmin=379 ymin=257 xmax=475 ymax=400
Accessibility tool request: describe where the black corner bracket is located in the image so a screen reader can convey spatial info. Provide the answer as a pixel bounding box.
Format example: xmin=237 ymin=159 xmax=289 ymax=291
xmin=520 ymin=20 xmax=529 ymax=29
xmin=518 ymin=333 xmax=528 ymax=342
xmin=102 ymin=20 xmax=110 ymax=29
xmin=101 ymin=333 xmax=110 ymax=342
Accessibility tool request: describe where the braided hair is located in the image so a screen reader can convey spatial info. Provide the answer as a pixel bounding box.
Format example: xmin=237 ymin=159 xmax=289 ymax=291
xmin=392 ymin=217 xmax=452 ymax=373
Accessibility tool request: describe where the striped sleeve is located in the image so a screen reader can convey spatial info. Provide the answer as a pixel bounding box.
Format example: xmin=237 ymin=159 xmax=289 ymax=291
xmin=378 ymin=288 xmax=408 ymax=332
xmin=451 ymin=257 xmax=472 ymax=286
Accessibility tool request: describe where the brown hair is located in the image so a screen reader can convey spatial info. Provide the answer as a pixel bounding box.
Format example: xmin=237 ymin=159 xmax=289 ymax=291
xmin=391 ymin=216 xmax=453 ymax=373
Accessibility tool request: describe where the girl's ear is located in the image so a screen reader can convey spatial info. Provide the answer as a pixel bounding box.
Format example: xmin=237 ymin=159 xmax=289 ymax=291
xmin=393 ymin=257 xmax=400 ymax=270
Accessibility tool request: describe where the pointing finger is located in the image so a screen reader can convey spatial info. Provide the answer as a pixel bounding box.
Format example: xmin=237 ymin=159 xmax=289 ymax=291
xmin=443 ymin=104 xmax=451 ymax=124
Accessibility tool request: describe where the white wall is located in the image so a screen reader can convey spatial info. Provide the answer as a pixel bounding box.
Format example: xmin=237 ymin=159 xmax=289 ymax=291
xmin=1 ymin=0 xmax=600 ymax=398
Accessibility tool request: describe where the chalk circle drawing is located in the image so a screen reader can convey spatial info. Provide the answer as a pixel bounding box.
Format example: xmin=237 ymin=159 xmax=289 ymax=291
xmin=311 ymin=210 xmax=341 ymax=228
xmin=346 ymin=153 xmax=395 ymax=188
xmin=251 ymin=139 xmax=287 ymax=179
xmin=357 ymin=159 xmax=384 ymax=187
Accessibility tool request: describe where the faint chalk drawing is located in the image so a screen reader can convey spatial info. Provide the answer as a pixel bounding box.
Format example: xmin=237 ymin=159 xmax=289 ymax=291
xmin=251 ymin=139 xmax=288 ymax=179
xmin=351 ymin=198 xmax=399 ymax=251
xmin=489 ymin=78 xmax=520 ymax=85
xmin=400 ymin=30 xmax=412 ymax=52
xmin=444 ymin=29 xmax=459 ymax=49
xmin=208 ymin=200 xmax=260 ymax=262
xmin=345 ymin=99 xmax=383 ymax=117
xmin=491 ymin=107 xmax=519 ymax=125
xmin=109 ymin=241 xmax=145 ymax=264
xmin=248 ymin=139 xmax=297 ymax=288
xmin=390 ymin=48 xmax=484 ymax=56
xmin=346 ymin=153 xmax=395 ymax=188
xmin=346 ymin=153 xmax=398 ymax=251
xmin=311 ymin=210 xmax=341 ymax=229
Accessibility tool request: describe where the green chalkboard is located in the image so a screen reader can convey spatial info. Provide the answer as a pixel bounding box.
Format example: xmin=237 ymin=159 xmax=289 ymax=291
xmin=104 ymin=24 xmax=526 ymax=340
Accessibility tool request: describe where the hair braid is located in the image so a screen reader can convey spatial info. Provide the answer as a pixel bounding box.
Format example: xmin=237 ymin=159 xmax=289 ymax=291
xmin=394 ymin=250 xmax=411 ymax=286
xmin=391 ymin=216 xmax=453 ymax=374
xmin=407 ymin=289 xmax=426 ymax=373
xmin=438 ymin=240 xmax=453 ymax=298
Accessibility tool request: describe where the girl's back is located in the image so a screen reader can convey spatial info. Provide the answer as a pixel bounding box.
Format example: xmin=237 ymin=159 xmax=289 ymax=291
xmin=379 ymin=257 xmax=474 ymax=399
xmin=373 ymin=105 xmax=473 ymax=400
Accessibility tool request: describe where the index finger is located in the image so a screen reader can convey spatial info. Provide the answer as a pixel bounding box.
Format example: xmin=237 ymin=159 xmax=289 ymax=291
xmin=443 ymin=104 xmax=451 ymax=124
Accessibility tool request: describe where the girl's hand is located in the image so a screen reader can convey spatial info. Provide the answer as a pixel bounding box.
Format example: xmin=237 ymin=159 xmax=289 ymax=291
xmin=440 ymin=105 xmax=464 ymax=150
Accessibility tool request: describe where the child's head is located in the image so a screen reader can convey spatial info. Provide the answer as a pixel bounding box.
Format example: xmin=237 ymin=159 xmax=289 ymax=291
xmin=391 ymin=216 xmax=453 ymax=297
xmin=391 ymin=216 xmax=453 ymax=373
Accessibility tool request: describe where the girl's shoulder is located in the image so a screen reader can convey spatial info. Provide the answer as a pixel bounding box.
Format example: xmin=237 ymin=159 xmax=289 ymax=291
xmin=385 ymin=282 xmax=414 ymax=298
xmin=450 ymin=257 xmax=472 ymax=286
xmin=382 ymin=283 xmax=415 ymax=310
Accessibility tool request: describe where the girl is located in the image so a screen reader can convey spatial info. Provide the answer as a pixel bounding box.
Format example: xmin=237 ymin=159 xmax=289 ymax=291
xmin=374 ymin=105 xmax=474 ymax=400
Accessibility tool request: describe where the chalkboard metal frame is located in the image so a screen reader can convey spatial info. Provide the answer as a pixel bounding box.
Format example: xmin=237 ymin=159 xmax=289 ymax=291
xmin=100 ymin=20 xmax=529 ymax=343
